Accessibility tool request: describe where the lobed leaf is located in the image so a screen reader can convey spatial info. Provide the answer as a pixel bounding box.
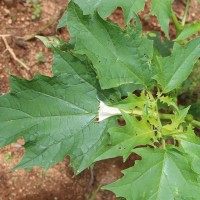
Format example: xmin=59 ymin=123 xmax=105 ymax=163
xmin=66 ymin=1 xmax=154 ymax=89
xmin=113 ymin=92 xmax=147 ymax=111
xmin=161 ymin=106 xmax=190 ymax=137
xmin=150 ymin=0 xmax=173 ymax=38
xmin=176 ymin=21 xmax=200 ymax=41
xmin=58 ymin=0 xmax=146 ymax=28
xmin=99 ymin=113 xmax=154 ymax=161
xmin=154 ymin=37 xmax=200 ymax=93
xmin=174 ymin=127 xmax=200 ymax=174
xmin=0 ymin=49 xmax=117 ymax=173
xmin=104 ymin=147 xmax=200 ymax=200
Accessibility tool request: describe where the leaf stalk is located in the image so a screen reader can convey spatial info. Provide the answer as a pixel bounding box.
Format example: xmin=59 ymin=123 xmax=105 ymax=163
xmin=181 ymin=0 xmax=191 ymax=26
xmin=171 ymin=9 xmax=182 ymax=35
xmin=128 ymin=109 xmax=200 ymax=129
xmin=191 ymin=120 xmax=200 ymax=129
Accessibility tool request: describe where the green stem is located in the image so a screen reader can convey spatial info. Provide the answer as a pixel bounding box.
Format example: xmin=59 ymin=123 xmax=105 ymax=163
xmin=181 ymin=0 xmax=191 ymax=26
xmin=162 ymin=138 xmax=166 ymax=149
xmin=171 ymin=9 xmax=182 ymax=35
xmin=159 ymin=113 xmax=173 ymax=120
xmin=191 ymin=120 xmax=200 ymax=129
xmin=127 ymin=109 xmax=200 ymax=129
xmin=160 ymin=113 xmax=200 ymax=129
xmin=129 ymin=109 xmax=143 ymax=116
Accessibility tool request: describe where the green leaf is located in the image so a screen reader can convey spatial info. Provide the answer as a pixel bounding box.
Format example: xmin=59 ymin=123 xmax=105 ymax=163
xmin=99 ymin=113 xmax=154 ymax=160
xmin=150 ymin=0 xmax=173 ymax=38
xmin=76 ymin=0 xmax=146 ymax=24
xmin=117 ymin=84 xmax=144 ymax=97
xmin=176 ymin=131 xmax=200 ymax=159
xmin=148 ymin=31 xmax=174 ymax=57
xmin=176 ymin=21 xmax=200 ymax=41
xmin=173 ymin=106 xmax=190 ymax=124
xmin=36 ymin=36 xmax=63 ymax=48
xmin=58 ymin=0 xmax=146 ymax=29
xmin=0 ymin=49 xmax=117 ymax=173
xmin=57 ymin=9 xmax=68 ymax=29
xmin=103 ymin=148 xmax=200 ymax=200
xmin=66 ymin=2 xmax=154 ymax=89
xmin=113 ymin=92 xmax=147 ymax=111
xmin=154 ymin=37 xmax=200 ymax=93
xmin=174 ymin=127 xmax=200 ymax=173
xmin=159 ymin=95 xmax=178 ymax=110
xmin=161 ymin=106 xmax=190 ymax=136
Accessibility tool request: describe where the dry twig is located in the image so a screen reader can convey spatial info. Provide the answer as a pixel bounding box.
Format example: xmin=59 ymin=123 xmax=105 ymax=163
xmin=0 ymin=35 xmax=30 ymax=71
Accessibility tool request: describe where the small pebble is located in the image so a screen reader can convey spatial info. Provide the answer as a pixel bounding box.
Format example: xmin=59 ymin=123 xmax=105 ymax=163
xmin=4 ymin=8 xmax=10 ymax=14
xmin=8 ymin=19 xmax=12 ymax=24
xmin=192 ymin=13 xmax=196 ymax=17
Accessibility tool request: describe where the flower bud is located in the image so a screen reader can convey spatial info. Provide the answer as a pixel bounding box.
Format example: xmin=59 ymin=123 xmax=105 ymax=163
xmin=98 ymin=101 xmax=121 ymax=122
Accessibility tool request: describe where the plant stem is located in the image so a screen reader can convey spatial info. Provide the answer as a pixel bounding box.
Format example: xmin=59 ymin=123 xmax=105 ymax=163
xmin=128 ymin=109 xmax=200 ymax=129
xmin=162 ymin=138 xmax=166 ymax=149
xmin=159 ymin=113 xmax=200 ymax=129
xmin=171 ymin=9 xmax=182 ymax=35
xmin=191 ymin=120 xmax=200 ymax=129
xmin=181 ymin=0 xmax=191 ymax=26
xmin=130 ymin=109 xmax=143 ymax=116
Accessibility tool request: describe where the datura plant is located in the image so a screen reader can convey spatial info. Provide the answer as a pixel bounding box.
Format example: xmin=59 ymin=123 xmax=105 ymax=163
xmin=1 ymin=0 xmax=200 ymax=199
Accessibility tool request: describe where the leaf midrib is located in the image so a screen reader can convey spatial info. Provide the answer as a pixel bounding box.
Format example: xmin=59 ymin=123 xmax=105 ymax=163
xmin=72 ymin=4 xmax=147 ymax=86
xmin=16 ymin=114 xmax=99 ymax=169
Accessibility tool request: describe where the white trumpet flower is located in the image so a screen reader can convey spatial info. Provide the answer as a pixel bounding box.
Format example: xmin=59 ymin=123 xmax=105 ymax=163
xmin=98 ymin=101 xmax=122 ymax=122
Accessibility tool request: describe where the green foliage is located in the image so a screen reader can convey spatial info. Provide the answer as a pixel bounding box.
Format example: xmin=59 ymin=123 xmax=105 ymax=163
xmin=147 ymin=31 xmax=174 ymax=57
xmin=66 ymin=2 xmax=154 ymax=89
xmin=107 ymin=112 xmax=155 ymax=160
xmin=154 ymin=37 xmax=200 ymax=93
xmin=1 ymin=0 xmax=200 ymax=199
xmin=58 ymin=0 xmax=146 ymax=28
xmin=103 ymin=148 xmax=200 ymax=200
xmin=27 ymin=0 xmax=42 ymax=19
xmin=0 ymin=48 xmax=119 ymax=173
xmin=150 ymin=0 xmax=173 ymax=37
xmin=5 ymin=152 xmax=12 ymax=162
xmin=176 ymin=21 xmax=200 ymax=41
xmin=37 ymin=52 xmax=45 ymax=63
